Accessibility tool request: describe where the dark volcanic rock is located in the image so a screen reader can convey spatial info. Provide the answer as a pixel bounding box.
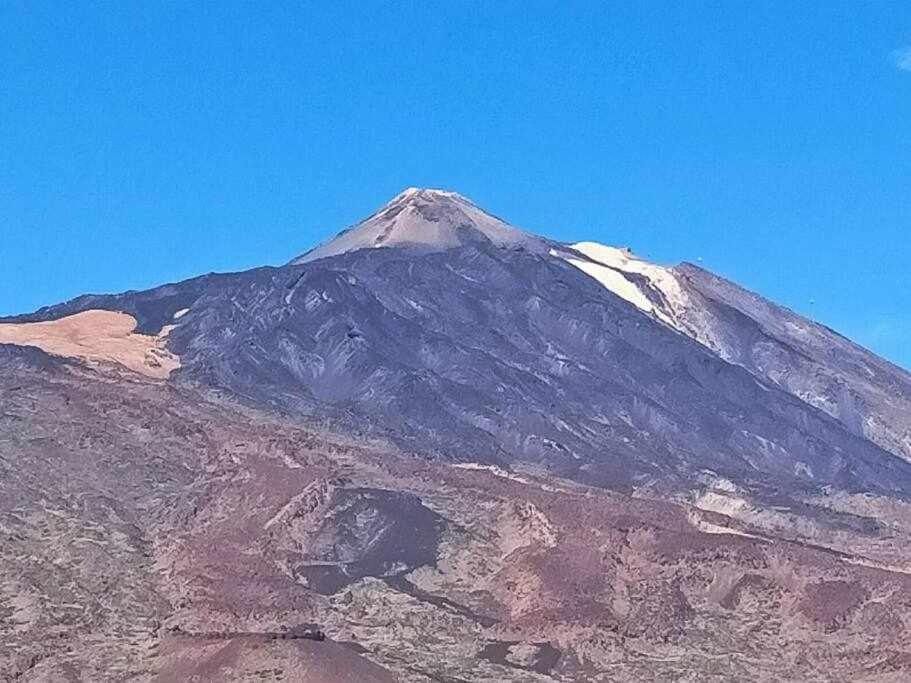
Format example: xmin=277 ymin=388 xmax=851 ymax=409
xmin=292 ymin=488 xmax=445 ymax=594
xmin=671 ymin=262 xmax=911 ymax=462
xmin=128 ymin=240 xmax=911 ymax=497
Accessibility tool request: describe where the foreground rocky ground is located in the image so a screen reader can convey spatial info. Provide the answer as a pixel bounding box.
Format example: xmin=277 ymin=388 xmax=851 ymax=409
xmin=3 ymin=347 xmax=910 ymax=682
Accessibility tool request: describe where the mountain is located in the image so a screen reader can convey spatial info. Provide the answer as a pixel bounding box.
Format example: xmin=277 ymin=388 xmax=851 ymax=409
xmin=2 ymin=189 xmax=910 ymax=681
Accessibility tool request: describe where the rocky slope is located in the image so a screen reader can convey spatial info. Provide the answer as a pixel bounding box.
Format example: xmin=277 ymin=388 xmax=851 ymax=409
xmin=3 ymin=347 xmax=911 ymax=681
xmin=1 ymin=188 xmax=910 ymax=681
xmin=551 ymin=240 xmax=911 ymax=463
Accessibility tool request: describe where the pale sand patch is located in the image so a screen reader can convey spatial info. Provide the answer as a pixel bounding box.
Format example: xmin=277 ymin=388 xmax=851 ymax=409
xmin=0 ymin=309 xmax=179 ymax=379
xmin=686 ymin=509 xmax=761 ymax=539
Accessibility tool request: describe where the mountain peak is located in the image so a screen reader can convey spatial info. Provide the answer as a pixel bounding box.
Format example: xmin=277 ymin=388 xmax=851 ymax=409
xmin=380 ymin=187 xmax=482 ymax=215
xmin=393 ymin=186 xmax=467 ymax=201
xmin=291 ymin=187 xmax=546 ymax=264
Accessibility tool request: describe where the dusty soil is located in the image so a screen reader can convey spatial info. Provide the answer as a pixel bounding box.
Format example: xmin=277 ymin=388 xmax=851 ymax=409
xmin=0 ymin=309 xmax=179 ymax=378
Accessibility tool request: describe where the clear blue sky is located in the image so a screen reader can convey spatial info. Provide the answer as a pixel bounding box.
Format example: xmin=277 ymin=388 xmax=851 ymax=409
xmin=2 ymin=2 xmax=909 ymax=368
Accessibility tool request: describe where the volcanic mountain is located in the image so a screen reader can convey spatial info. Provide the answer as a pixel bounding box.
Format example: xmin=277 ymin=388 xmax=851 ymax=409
xmin=2 ymin=189 xmax=910 ymax=681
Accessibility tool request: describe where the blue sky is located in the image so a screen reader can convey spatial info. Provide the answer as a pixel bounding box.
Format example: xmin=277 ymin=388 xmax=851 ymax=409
xmin=1 ymin=2 xmax=909 ymax=368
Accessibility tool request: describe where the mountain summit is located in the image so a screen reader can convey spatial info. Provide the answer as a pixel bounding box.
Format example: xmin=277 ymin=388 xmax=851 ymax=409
xmin=291 ymin=187 xmax=547 ymax=264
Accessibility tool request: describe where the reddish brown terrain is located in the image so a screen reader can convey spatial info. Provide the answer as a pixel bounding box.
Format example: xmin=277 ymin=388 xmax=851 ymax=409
xmin=3 ymin=347 xmax=911 ymax=681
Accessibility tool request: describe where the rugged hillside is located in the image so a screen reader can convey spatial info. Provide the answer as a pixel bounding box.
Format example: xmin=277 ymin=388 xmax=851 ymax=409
xmin=5 ymin=191 xmax=910 ymax=499
xmin=1 ymin=188 xmax=910 ymax=681
xmin=3 ymin=346 xmax=911 ymax=681
xmin=549 ymin=240 xmax=911 ymax=463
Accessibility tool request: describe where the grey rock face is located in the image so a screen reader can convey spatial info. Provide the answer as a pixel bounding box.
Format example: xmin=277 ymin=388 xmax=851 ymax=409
xmin=670 ymin=263 xmax=911 ymax=462
xmin=176 ymin=242 xmax=911 ymax=496
xmin=3 ymin=189 xmax=909 ymax=501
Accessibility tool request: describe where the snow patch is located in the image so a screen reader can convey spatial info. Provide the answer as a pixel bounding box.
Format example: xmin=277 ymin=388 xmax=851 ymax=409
xmin=561 ymin=255 xmax=656 ymax=314
xmin=453 ymin=462 xmax=524 ymax=482
xmin=554 ymin=242 xmax=691 ymax=331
